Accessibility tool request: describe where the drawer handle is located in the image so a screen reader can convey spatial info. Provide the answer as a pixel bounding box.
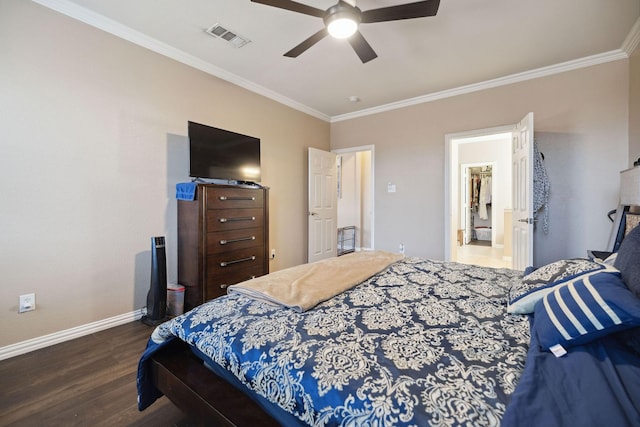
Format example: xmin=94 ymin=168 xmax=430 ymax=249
xmin=218 ymin=196 xmax=256 ymax=201
xmin=218 ymin=216 xmax=256 ymax=223
xmin=220 ymin=276 xmax=255 ymax=289
xmin=220 ymin=256 xmax=256 ymax=267
xmin=220 ymin=236 xmax=256 ymax=245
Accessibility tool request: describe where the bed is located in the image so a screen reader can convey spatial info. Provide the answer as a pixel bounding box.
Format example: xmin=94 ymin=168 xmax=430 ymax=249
xmin=137 ymin=226 xmax=640 ymax=426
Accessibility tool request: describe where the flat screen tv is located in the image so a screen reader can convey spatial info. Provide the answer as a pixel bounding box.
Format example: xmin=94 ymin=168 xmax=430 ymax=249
xmin=188 ymin=121 xmax=261 ymax=183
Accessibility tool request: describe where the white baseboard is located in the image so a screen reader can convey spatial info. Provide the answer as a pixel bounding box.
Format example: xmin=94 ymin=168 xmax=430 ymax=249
xmin=0 ymin=309 xmax=144 ymax=361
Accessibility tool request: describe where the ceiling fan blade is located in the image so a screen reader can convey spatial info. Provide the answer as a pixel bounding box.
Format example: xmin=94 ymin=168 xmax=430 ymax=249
xmin=250 ymin=0 xmax=325 ymax=18
xmin=361 ymin=0 xmax=440 ymax=23
xmin=284 ymin=28 xmax=328 ymax=58
xmin=348 ymin=31 xmax=378 ymax=63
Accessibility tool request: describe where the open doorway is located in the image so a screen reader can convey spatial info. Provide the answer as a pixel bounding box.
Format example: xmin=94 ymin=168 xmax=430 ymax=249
xmin=445 ymin=129 xmax=512 ymax=269
xmin=333 ymin=146 xmax=374 ymax=253
xmin=462 ymin=163 xmax=495 ymax=246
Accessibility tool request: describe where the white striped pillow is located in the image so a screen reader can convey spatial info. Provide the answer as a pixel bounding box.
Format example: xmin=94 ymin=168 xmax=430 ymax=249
xmin=507 ymin=259 xmax=605 ymax=314
xmin=534 ymin=270 xmax=640 ymax=352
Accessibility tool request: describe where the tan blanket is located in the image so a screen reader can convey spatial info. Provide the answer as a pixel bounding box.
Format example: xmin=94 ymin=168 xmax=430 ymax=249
xmin=227 ymin=250 xmax=404 ymax=312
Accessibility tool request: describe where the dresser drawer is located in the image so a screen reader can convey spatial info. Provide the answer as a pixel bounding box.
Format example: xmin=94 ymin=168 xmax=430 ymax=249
xmin=207 ymin=227 xmax=264 ymax=254
xmin=180 ymin=184 xmax=268 ymax=311
xmin=206 ymin=208 xmax=264 ymax=232
xmin=207 ymin=246 xmax=266 ymax=280
xmin=204 ymin=265 xmax=266 ymax=300
xmin=205 ymin=187 xmax=264 ymax=209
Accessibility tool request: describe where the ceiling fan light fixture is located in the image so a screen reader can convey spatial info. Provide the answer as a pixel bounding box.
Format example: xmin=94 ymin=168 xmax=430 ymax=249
xmin=327 ymin=15 xmax=358 ymax=39
xmin=324 ymin=3 xmax=361 ymax=39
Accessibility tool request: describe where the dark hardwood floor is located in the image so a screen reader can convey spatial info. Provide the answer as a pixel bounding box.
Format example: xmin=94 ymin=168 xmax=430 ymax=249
xmin=0 ymin=321 xmax=196 ymax=426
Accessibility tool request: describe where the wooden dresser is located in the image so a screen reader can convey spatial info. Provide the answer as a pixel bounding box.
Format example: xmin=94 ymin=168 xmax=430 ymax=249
xmin=178 ymin=184 xmax=269 ymax=311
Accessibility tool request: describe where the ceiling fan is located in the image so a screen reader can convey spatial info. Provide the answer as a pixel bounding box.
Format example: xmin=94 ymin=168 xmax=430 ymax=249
xmin=250 ymin=0 xmax=440 ymax=63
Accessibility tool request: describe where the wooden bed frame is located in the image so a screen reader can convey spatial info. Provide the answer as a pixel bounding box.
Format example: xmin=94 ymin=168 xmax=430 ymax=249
xmin=150 ymin=339 xmax=281 ymax=426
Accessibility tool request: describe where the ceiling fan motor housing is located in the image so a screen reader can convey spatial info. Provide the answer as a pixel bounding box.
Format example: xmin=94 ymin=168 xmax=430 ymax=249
xmin=324 ymin=2 xmax=361 ymax=25
xmin=324 ymin=2 xmax=362 ymax=39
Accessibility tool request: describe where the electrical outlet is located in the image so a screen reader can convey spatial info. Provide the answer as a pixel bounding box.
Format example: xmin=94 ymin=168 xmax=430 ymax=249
xmin=19 ymin=293 xmax=35 ymax=313
xmin=399 ymin=243 xmax=405 ymax=254
xmin=270 ymin=248 xmax=276 ymax=259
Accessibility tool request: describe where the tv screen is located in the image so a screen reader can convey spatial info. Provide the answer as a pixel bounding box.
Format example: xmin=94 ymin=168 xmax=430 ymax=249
xmin=188 ymin=121 xmax=261 ymax=183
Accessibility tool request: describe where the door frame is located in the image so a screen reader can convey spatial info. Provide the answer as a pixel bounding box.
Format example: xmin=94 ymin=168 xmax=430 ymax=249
xmin=332 ymin=145 xmax=375 ymax=251
xmin=461 ymin=162 xmax=496 ymax=246
xmin=444 ymin=125 xmax=513 ymax=262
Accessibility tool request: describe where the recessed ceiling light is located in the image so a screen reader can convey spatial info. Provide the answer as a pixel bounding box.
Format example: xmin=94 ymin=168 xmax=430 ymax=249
xmin=348 ymin=96 xmax=361 ymax=103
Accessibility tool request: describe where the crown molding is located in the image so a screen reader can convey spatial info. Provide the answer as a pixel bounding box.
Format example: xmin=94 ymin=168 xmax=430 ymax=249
xmin=621 ymin=17 xmax=640 ymax=56
xmin=331 ymin=49 xmax=629 ymax=122
xmin=32 ymin=0 xmax=331 ymax=122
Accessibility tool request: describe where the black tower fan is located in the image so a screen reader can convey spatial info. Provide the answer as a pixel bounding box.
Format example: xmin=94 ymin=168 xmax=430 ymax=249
xmin=141 ymin=236 xmax=168 ymax=326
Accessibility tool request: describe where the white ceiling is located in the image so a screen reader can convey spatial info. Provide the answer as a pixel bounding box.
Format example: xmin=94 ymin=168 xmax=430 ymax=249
xmin=36 ymin=0 xmax=640 ymax=121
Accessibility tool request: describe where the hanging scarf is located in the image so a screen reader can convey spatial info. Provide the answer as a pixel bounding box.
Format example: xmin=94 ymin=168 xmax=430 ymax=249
xmin=533 ymin=141 xmax=550 ymax=234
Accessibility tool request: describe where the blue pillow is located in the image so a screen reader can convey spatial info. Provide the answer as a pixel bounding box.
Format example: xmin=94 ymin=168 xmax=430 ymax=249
xmin=507 ymin=259 xmax=605 ymax=314
xmin=534 ymin=270 xmax=640 ymax=352
xmin=614 ymin=223 xmax=640 ymax=298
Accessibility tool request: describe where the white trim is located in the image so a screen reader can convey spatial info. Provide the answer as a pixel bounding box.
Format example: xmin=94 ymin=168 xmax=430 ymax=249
xmin=332 ymin=145 xmax=375 ymax=154
xmin=0 ymin=309 xmax=144 ymax=361
xmin=332 ymin=50 xmax=628 ymax=122
xmin=621 ymin=17 xmax=640 ymax=56
xmin=31 ymin=0 xmax=330 ymax=122
xmin=445 ymin=125 xmax=513 ymax=262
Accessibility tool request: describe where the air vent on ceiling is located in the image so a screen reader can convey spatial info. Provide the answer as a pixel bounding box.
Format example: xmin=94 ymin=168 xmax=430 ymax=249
xmin=206 ymin=24 xmax=251 ymax=48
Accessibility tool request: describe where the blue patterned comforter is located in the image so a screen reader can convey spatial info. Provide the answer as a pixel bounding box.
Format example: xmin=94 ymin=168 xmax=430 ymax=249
xmin=138 ymin=257 xmax=530 ymax=426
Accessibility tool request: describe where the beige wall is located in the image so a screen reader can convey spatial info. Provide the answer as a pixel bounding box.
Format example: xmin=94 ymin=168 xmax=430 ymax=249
xmin=630 ymin=47 xmax=640 ymax=166
xmin=331 ymin=60 xmax=630 ymax=266
xmin=0 ymin=1 xmax=329 ymax=347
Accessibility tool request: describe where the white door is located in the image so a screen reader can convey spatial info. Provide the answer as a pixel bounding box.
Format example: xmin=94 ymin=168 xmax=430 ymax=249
xmin=308 ymin=148 xmax=337 ymax=263
xmin=512 ymin=112 xmax=534 ymax=270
